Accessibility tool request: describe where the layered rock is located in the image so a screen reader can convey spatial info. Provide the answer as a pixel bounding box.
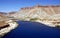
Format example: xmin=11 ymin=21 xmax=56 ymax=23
xmin=11 ymin=5 xmax=60 ymax=20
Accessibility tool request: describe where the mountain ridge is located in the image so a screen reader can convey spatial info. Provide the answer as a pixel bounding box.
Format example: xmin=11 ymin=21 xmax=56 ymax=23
xmin=11 ymin=5 xmax=60 ymax=20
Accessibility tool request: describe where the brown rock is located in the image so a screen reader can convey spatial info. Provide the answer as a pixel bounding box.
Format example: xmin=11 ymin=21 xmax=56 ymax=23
xmin=0 ymin=21 xmax=8 ymax=28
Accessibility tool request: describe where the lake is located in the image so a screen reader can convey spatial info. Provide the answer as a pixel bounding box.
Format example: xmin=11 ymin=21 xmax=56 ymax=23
xmin=3 ymin=21 xmax=60 ymax=38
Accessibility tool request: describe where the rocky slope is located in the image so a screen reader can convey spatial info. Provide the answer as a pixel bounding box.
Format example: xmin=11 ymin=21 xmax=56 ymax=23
xmin=10 ymin=5 xmax=60 ymax=21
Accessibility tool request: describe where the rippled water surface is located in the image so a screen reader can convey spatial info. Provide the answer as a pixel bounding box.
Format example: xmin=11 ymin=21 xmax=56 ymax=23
xmin=3 ymin=21 xmax=60 ymax=38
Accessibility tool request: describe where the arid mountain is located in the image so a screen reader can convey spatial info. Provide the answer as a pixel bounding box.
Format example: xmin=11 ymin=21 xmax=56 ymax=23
xmin=11 ymin=5 xmax=60 ymax=20
xmin=19 ymin=5 xmax=60 ymax=15
xmin=0 ymin=5 xmax=60 ymax=20
xmin=7 ymin=11 xmax=17 ymax=17
xmin=8 ymin=11 xmax=17 ymax=15
xmin=0 ymin=12 xmax=7 ymax=15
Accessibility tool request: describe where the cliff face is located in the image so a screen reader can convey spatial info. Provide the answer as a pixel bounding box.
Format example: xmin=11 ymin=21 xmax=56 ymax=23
xmin=10 ymin=5 xmax=60 ymax=20
xmin=20 ymin=5 xmax=60 ymax=15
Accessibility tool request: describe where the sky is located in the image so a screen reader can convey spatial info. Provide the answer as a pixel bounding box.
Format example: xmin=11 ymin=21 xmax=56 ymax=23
xmin=0 ymin=0 xmax=60 ymax=13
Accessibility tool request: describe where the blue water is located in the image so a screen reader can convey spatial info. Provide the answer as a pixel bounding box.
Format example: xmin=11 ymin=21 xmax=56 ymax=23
xmin=3 ymin=21 xmax=60 ymax=38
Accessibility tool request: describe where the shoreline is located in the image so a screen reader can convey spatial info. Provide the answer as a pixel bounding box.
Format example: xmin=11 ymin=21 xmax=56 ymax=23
xmin=0 ymin=20 xmax=18 ymax=37
xmin=35 ymin=20 xmax=60 ymax=27
xmin=19 ymin=19 xmax=60 ymax=27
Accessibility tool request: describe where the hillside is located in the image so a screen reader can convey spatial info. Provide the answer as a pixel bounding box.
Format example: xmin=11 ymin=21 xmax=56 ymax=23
xmin=10 ymin=5 xmax=60 ymax=21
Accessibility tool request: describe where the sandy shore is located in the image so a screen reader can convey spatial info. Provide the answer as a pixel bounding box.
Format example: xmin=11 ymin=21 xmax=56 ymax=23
xmin=0 ymin=20 xmax=18 ymax=37
xmin=35 ymin=20 xmax=60 ymax=27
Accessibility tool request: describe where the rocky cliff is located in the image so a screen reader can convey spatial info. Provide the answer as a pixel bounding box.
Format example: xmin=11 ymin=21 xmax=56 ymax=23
xmin=11 ymin=5 xmax=60 ymax=20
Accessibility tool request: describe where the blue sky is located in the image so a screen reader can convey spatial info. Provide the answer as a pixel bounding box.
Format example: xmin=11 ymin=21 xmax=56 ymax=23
xmin=0 ymin=0 xmax=60 ymax=12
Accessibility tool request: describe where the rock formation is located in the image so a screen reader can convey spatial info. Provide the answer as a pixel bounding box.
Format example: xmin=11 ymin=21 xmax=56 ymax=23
xmin=11 ymin=5 xmax=60 ymax=20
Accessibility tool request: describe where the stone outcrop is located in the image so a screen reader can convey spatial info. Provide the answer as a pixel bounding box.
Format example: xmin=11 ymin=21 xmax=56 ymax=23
xmin=11 ymin=5 xmax=60 ymax=20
